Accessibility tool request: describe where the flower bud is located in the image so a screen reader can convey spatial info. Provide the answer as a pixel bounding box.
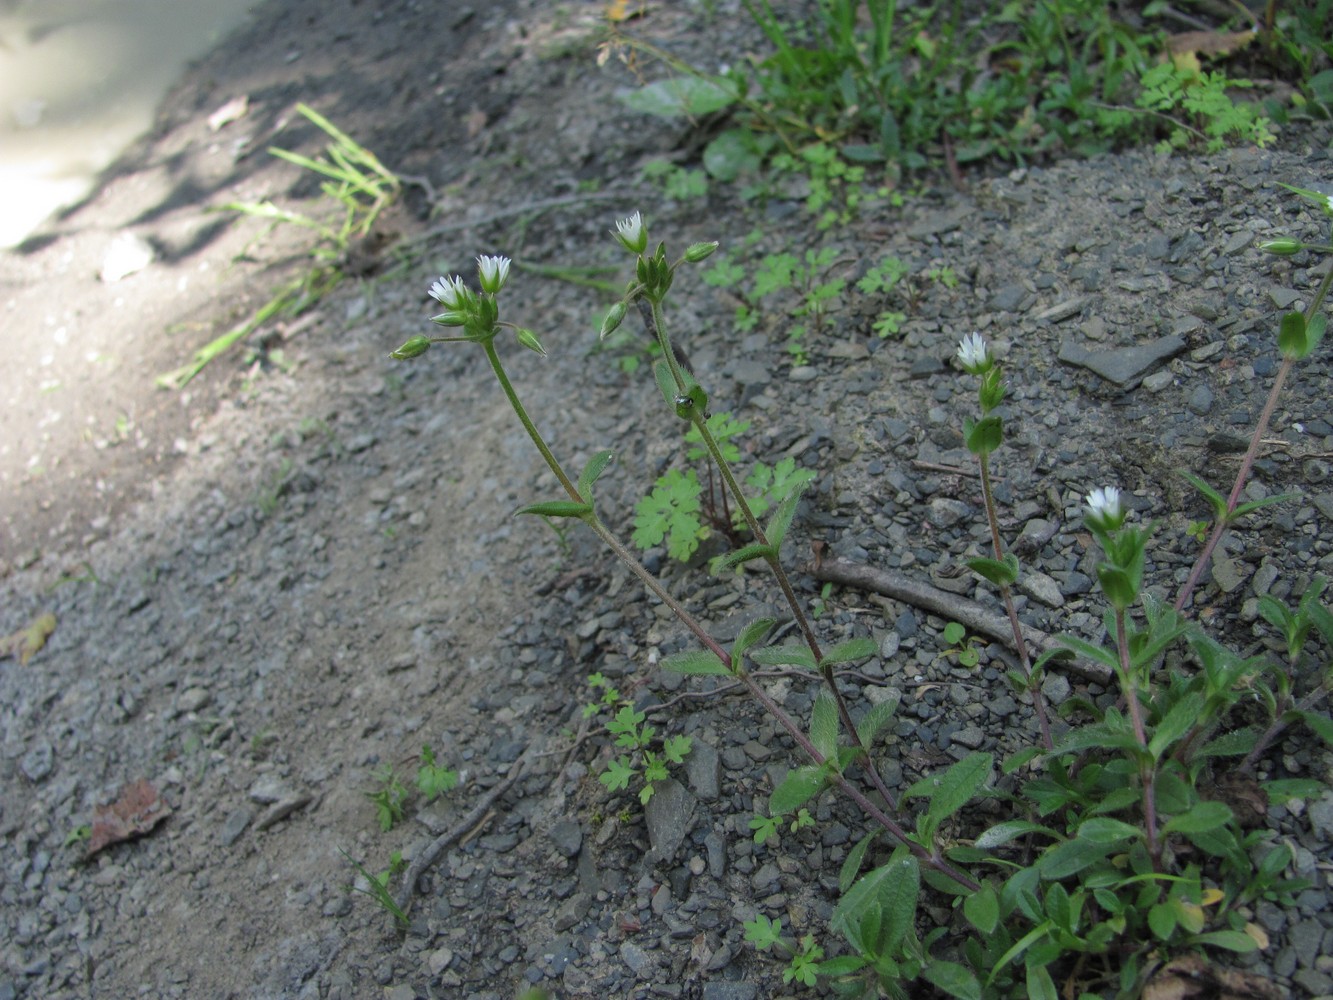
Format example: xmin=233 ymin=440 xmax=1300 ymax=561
xmin=1258 ymin=238 xmax=1304 ymax=256
xmin=390 ymin=336 xmax=431 ymax=360
xmin=600 ymin=302 xmax=628 ymax=339
xmin=431 ymin=311 xmax=468 ymax=327
xmin=684 ymin=241 xmax=719 ymax=263
xmin=515 ymin=327 xmax=546 ymax=356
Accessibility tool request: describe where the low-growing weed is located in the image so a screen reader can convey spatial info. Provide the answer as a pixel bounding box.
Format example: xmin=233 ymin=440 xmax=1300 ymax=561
xmin=390 ymin=194 xmax=1333 ymax=995
xmin=365 ymin=744 xmax=458 ymax=832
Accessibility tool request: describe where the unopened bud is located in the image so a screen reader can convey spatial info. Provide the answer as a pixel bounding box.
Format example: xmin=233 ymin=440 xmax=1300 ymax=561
xmin=431 ymin=310 xmax=468 ymax=327
xmin=515 ymin=327 xmax=546 ymax=356
xmin=684 ymin=241 xmax=719 ymax=263
xmin=600 ymin=302 xmax=628 ymax=339
xmin=390 ymin=336 xmax=431 ymax=360
xmin=1258 ymin=238 xmax=1304 ymax=256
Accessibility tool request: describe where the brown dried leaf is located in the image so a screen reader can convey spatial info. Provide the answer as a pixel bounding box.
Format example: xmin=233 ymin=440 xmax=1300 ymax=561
xmin=87 ymin=779 xmax=172 ymax=857
xmin=0 ymin=611 xmax=56 ymax=665
xmin=1143 ymin=954 xmax=1286 ymax=1000
xmin=1213 ymin=770 xmax=1269 ymax=829
xmin=1166 ymin=28 xmax=1257 ymax=73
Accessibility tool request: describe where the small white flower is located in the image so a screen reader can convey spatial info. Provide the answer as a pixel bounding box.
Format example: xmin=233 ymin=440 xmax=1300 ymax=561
xmin=428 ymin=275 xmax=467 ymax=308
xmin=476 ymin=254 xmax=510 ymax=294
xmin=1085 ymin=486 xmax=1122 ymax=526
xmin=956 ymin=332 xmax=990 ymax=373
xmin=614 ymin=211 xmax=647 ymax=254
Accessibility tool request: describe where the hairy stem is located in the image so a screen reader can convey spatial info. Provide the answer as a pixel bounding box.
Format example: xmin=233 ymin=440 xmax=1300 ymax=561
xmin=978 ymin=452 xmax=1053 ymax=750
xmin=1116 ymin=609 xmax=1160 ymax=868
xmin=1175 ymin=260 xmax=1333 ymax=612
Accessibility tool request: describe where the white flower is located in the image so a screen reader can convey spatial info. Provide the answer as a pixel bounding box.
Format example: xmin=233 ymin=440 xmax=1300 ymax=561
xmin=613 ymin=210 xmax=647 ymax=254
xmin=1085 ymin=486 xmax=1122 ymax=527
xmin=956 ymin=332 xmax=990 ymax=373
xmin=428 ymin=275 xmax=467 ymax=308
xmin=476 ymin=254 xmax=510 ymax=294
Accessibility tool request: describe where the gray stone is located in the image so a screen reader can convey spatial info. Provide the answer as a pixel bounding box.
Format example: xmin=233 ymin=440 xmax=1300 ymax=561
xmin=952 ymin=725 xmax=985 ymax=749
xmin=684 ymin=739 xmax=720 ymax=801
xmin=1019 ymin=570 xmax=1064 ymax=608
xmin=1210 ymin=553 xmax=1250 ymax=594
xmin=1308 ymin=792 xmax=1333 ymax=842
xmin=1041 ymin=673 xmax=1071 ymax=704
xmin=548 ymin=820 xmax=582 ymax=858
xmin=178 ymin=686 xmax=212 ymax=713
xmin=928 ymin=498 xmax=970 ymax=528
xmin=645 ymin=779 xmax=697 ymax=862
xmin=19 ymin=740 xmax=54 ymax=783
xmin=1289 ymin=918 xmax=1325 ymax=969
xmin=552 ymin=892 xmax=590 ymax=932
xmin=701 ymin=984 xmax=758 ymax=1000
xmin=219 ymin=808 xmax=253 ymax=847
xmin=1057 ymin=335 xmax=1186 ymax=388
xmin=1187 ymin=384 xmax=1214 ymax=415
xmin=619 ymin=940 xmax=654 ymax=976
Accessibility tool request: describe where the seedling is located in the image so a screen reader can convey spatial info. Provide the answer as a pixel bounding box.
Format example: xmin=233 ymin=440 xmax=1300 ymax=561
xmin=938 ymin=621 xmax=983 ymax=668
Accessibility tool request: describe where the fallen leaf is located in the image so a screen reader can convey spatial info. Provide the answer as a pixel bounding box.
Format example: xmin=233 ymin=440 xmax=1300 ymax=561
xmin=1166 ymin=28 xmax=1257 ymax=74
xmin=0 ymin=611 xmax=56 ymax=665
xmin=207 ymin=94 xmax=250 ymax=131
xmin=87 ymin=779 xmax=172 ymax=857
xmin=1142 ymin=954 xmax=1285 ymax=1000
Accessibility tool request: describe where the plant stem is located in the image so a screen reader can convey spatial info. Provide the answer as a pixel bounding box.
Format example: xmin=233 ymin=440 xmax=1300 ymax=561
xmin=1175 ymin=260 xmax=1333 ymax=612
xmin=977 ymin=452 xmax=1053 ymax=750
xmin=482 ymin=339 xmax=580 ymax=502
xmin=1116 ymin=608 xmax=1160 ymax=868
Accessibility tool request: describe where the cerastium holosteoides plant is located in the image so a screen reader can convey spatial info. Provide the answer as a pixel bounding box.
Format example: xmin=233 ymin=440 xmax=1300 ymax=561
xmin=389 ymin=195 xmax=1333 ymax=997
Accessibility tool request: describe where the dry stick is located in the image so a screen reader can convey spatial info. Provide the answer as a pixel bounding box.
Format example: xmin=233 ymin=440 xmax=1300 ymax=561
xmin=394 ymin=743 xmax=539 ymax=917
xmin=807 ymin=556 xmax=1114 ymax=687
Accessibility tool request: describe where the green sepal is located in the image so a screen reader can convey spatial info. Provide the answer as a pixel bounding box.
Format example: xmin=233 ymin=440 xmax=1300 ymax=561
xmin=963 ymin=415 xmax=1003 ymax=456
xmin=514 ymin=501 xmax=592 ymax=519
xmin=661 ymin=649 xmax=731 ymax=676
xmin=968 ymin=553 xmax=1019 ymax=587
xmin=578 ymin=450 xmax=616 ymax=498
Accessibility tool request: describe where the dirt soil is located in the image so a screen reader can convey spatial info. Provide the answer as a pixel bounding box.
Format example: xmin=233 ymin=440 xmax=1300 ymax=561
xmin=3 ymin=1 xmax=1333 ymax=999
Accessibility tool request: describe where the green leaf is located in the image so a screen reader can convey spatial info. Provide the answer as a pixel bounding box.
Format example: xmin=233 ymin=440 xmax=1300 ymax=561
xmin=1026 ymin=966 xmax=1058 ymax=1000
xmin=1076 ymin=817 xmax=1142 ymax=844
xmin=968 ymin=553 xmax=1019 ymax=587
xmin=731 ymin=617 xmax=777 ymax=662
xmin=819 ymin=637 xmax=877 ymax=668
xmin=1057 ymin=635 xmax=1120 ymax=670
xmin=702 ymin=129 xmax=763 ymax=181
xmin=578 ymin=450 xmax=616 ymax=497
xmin=831 ymin=857 xmax=919 ymax=955
xmin=1162 ymin=800 xmax=1232 ymax=836
xmin=619 ymin=76 xmax=738 ymax=118
xmin=963 ymin=884 xmax=999 ymax=935
xmin=599 ymin=756 xmax=635 ymax=792
xmin=749 ymin=644 xmax=818 ymax=670
xmin=813 ymin=955 xmax=869 ymax=977
xmin=714 ymin=542 xmax=775 ymax=572
xmin=515 ymin=501 xmax=592 ymax=519
xmin=809 ymin=691 xmax=840 ymax=760
xmin=855 ymin=698 xmax=899 ymax=746
xmin=974 ymin=820 xmax=1060 ymax=849
xmin=906 ymin=753 xmax=993 ymax=824
xmin=1298 ymin=710 xmax=1333 ymax=746
xmin=769 ymin=765 xmax=825 ymax=816
xmin=839 ymin=833 xmax=874 ymax=894
xmin=1178 ymin=470 xmax=1228 ymax=518
xmin=1188 ymin=930 xmax=1258 ymax=953
xmin=1148 ymin=901 xmax=1177 ymax=941
xmin=1148 ymin=692 xmax=1205 ymax=759
xmin=922 ymin=961 xmax=982 ymax=1000
xmin=1277 ymin=310 xmax=1308 ymax=359
xmin=1037 ymin=839 xmax=1115 ymax=879
xmin=661 ymin=649 xmax=731 ymax=676
xmin=764 ymin=477 xmax=810 ymax=549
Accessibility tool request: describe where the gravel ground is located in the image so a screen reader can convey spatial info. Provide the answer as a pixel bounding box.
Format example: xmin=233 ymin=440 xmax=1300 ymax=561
xmin=2 ymin=2 xmax=1332 ymax=998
